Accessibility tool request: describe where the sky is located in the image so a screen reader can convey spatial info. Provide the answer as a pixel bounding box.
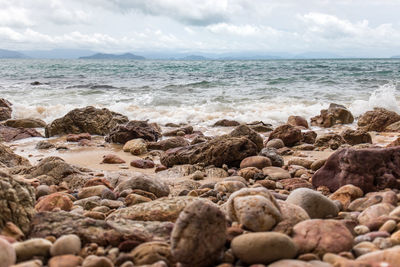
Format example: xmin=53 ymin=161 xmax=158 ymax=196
xmin=0 ymin=0 xmax=400 ymax=57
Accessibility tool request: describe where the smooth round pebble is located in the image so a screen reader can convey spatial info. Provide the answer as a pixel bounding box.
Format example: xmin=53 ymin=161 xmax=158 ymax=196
xmin=82 ymin=255 xmax=114 ymax=267
xmin=13 ymin=238 xmax=52 ymax=261
xmin=50 ymin=234 xmax=81 ymax=256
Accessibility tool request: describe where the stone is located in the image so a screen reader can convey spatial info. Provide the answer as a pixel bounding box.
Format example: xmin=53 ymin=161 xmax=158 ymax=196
xmin=231 ymin=232 xmax=297 ymax=265
xmin=0 ymin=98 xmax=12 ymax=122
xmin=131 ymin=160 xmax=155 ymax=169
xmin=35 ymin=141 xmax=55 ymax=150
xmin=268 ymin=124 xmax=302 ymax=147
xmin=130 ymin=242 xmax=174 ymax=266
xmin=163 ymin=126 xmax=193 ymax=137
xmin=341 ymin=129 xmax=372 ymax=145
xmin=4 ymin=118 xmax=46 ymax=128
xmin=123 ymin=139 xmax=148 ymax=155
xmin=78 ymin=185 xmax=109 ymax=199
xmin=259 ymin=148 xmax=284 ymax=167
xmin=0 ymin=125 xmax=42 ymax=142
xmin=0 ymin=238 xmax=16 ymax=267
xmin=82 ymin=255 xmax=114 ymax=267
xmin=147 ymin=137 xmax=189 ymax=151
xmin=13 ymin=238 xmax=52 ymax=261
xmin=286 ymin=188 xmax=339 ymax=219
xmin=11 ymin=260 xmax=43 ymax=267
xmin=302 ymin=131 xmax=317 ymax=144
xmin=310 ymin=103 xmax=354 ymax=128
xmin=106 ymin=120 xmax=161 ymax=144
xmin=48 ymin=255 xmax=82 ymax=267
xmin=106 ymin=197 xmax=196 ymax=222
xmin=314 ymin=133 xmax=345 ymax=150
xmin=356 ymin=246 xmax=400 ymax=265
xmin=1 ymin=222 xmax=24 ymax=241
xmin=312 ymin=147 xmax=400 ymax=193
xmin=213 ymin=119 xmax=240 ymax=127
xmin=310 ymin=159 xmax=326 ymax=171
xmin=0 ymin=173 xmax=35 ymax=234
xmin=329 ymin=184 xmax=364 ymax=210
xmin=291 ymin=219 xmax=353 ymax=257
xmin=265 ymin=139 xmax=284 ymax=149
xmin=269 ymin=260 xmax=331 ymax=267
xmin=214 ymin=180 xmax=246 ymax=194
xmin=229 ymin=124 xmax=264 ymax=151
xmin=114 ymin=173 xmax=170 ymax=198
xmin=226 ymin=187 xmax=281 ymax=231
xmin=287 ymin=115 xmax=309 ymax=128
xmin=160 ymin=136 xmax=258 ymax=168
xmin=101 ymin=154 xmax=125 ymax=164
xmin=379 ymin=219 xmax=397 ymax=233
xmin=171 ymin=200 xmax=226 ymax=267
xmin=279 ymin=178 xmax=313 ymax=191
xmin=35 ymin=193 xmax=73 ymax=212
xmin=358 ymin=203 xmax=395 ymax=225
xmin=288 ymin=158 xmax=313 ymax=169
xmin=262 ymin=167 xmax=291 ymax=180
xmin=66 ymin=133 xmax=91 ymax=142
xmin=45 ymin=106 xmax=128 ymax=137
xmin=240 ymin=156 xmax=271 ymax=169
xmin=238 ymin=167 xmax=262 ymax=181
xmin=0 ymin=143 xmax=31 ymax=167
xmin=50 ymin=234 xmax=81 ymax=256
xmin=125 ymin=193 xmax=152 ymax=206
xmin=358 ymin=107 xmax=400 ymax=132
xmin=273 ymin=200 xmax=310 ymax=235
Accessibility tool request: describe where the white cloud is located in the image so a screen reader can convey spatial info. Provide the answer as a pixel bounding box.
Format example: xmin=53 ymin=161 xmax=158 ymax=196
xmin=0 ymin=7 xmax=33 ymax=27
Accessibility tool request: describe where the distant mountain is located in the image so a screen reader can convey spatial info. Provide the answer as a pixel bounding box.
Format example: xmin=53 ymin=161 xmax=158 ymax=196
xmin=22 ymin=49 xmax=96 ymax=59
xmin=294 ymin=52 xmax=343 ymax=59
xmin=391 ymin=55 xmax=400 ymax=59
xmin=180 ymin=55 xmax=209 ymax=60
xmin=0 ymin=49 xmax=27 ymax=59
xmin=80 ymin=53 xmax=145 ymax=60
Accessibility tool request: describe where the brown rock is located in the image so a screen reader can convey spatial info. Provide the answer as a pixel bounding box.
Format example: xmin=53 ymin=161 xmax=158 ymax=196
xmin=213 ymin=119 xmax=240 ymax=127
xmin=229 ymin=124 xmax=264 ymax=151
xmin=302 ymin=131 xmax=317 ymax=144
xmin=279 ymin=178 xmax=313 ymax=191
xmin=288 ymin=158 xmax=313 ymax=169
xmin=130 ymin=160 xmax=155 ymax=169
xmin=387 ymin=136 xmax=400 ymax=147
xmin=78 ymin=185 xmax=108 ymax=199
xmin=329 ymin=185 xmax=364 ymax=210
xmin=147 ymin=137 xmax=189 ymax=151
xmin=35 ymin=193 xmax=73 ymax=212
xmin=262 ymin=167 xmax=291 ymax=180
xmin=81 ymin=255 xmax=113 ymax=267
xmin=240 ymin=156 xmax=271 ymax=169
xmin=385 ymin=120 xmax=400 ymax=132
xmin=106 ymin=120 xmax=161 ymax=144
xmin=273 ymin=200 xmax=310 ymax=235
xmin=312 ymin=147 xmax=400 ymax=193
xmin=66 ymin=133 xmax=91 ymax=142
xmin=0 ymin=98 xmax=12 ymax=122
xmin=356 ymin=246 xmax=400 ymax=265
xmin=114 ymin=173 xmax=170 ymax=198
xmin=163 ymin=126 xmax=193 ymax=137
xmin=125 ymin=193 xmax=152 ymax=206
xmin=268 ymin=124 xmax=302 ymax=147
xmin=314 ymin=133 xmax=346 ymax=150
xmin=358 ymin=107 xmax=400 ymax=132
xmin=238 ymin=167 xmax=262 ymax=181
xmin=4 ymin=118 xmax=46 ymax=128
xmin=265 ymin=138 xmax=284 ymax=149
xmin=341 ymin=129 xmax=372 ymax=145
xmin=130 ymin=241 xmax=174 ymax=266
xmin=48 ymin=255 xmax=82 ymax=267
xmin=0 ymin=125 xmax=42 ymax=142
xmin=0 ymin=143 xmax=31 ymax=167
xmin=358 ymin=203 xmax=395 ymax=225
xmin=101 ymin=154 xmax=125 ymax=164
xmin=288 ymin=116 xmax=309 ymax=128
xmin=311 ymin=103 xmax=354 ymax=128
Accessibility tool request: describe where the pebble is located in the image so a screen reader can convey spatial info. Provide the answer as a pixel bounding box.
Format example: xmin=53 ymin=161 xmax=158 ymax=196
xmin=50 ymin=234 xmax=81 ymax=256
xmin=81 ymin=255 xmax=114 ymax=267
xmin=48 ymin=255 xmax=82 ymax=267
xmin=0 ymin=238 xmax=16 ymax=267
xmin=13 ymin=238 xmax=52 ymax=261
xmin=379 ymin=219 xmax=397 ymax=233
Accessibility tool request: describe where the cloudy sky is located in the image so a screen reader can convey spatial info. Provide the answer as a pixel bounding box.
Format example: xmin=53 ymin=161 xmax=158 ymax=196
xmin=1 ymin=0 xmax=400 ymax=57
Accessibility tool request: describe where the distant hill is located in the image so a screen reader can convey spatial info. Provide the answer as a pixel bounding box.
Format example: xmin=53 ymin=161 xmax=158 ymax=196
xmin=391 ymin=55 xmax=400 ymax=59
xmin=22 ymin=49 xmax=95 ymax=59
xmin=0 ymin=49 xmax=27 ymax=59
xmin=80 ymin=53 xmax=145 ymax=60
xmin=180 ymin=55 xmax=209 ymax=60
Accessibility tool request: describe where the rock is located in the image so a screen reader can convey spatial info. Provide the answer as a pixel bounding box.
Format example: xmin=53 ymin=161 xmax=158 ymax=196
xmin=48 ymin=255 xmax=82 ymax=267
xmin=329 ymin=185 xmax=364 ymax=210
xmin=314 ymin=133 xmax=345 ymax=150
xmin=340 ymin=129 xmax=372 ymax=145
xmin=13 ymin=238 xmax=52 ymax=261
xmin=0 ymin=173 xmax=35 ymax=234
xmin=312 ymin=147 xmax=400 ymax=193
xmin=102 ymin=154 xmax=126 ymax=164
xmin=45 ymin=106 xmax=128 ymax=137
xmin=123 ymin=139 xmax=148 ymax=155
xmin=147 ymin=137 xmax=189 ymax=151
xmin=0 ymin=238 xmax=16 ymax=267
xmin=160 ymin=135 xmax=258 ymax=168
xmin=35 ymin=193 xmax=73 ymax=212
xmin=35 ymin=141 xmax=55 ymax=150
xmin=265 ymin=139 xmax=285 ymax=149
xmin=4 ymin=118 xmax=46 ymax=128
xmin=131 ymin=160 xmax=155 ymax=169
xmin=288 ymin=158 xmax=313 ymax=169
xmin=0 ymin=125 xmax=42 ymax=142
xmin=310 ymin=103 xmax=354 ymax=128
xmin=291 ymin=219 xmax=353 ymax=257
xmin=279 ymin=178 xmax=313 ymax=191
xmin=358 ymin=203 xmax=395 ymax=225
xmin=66 ymin=133 xmax=91 ymax=142
xmin=78 ymin=185 xmax=108 ymax=199
xmin=302 ymin=131 xmax=317 ymax=144
xmin=262 ymin=167 xmax=291 ymax=180
xmin=356 ymin=246 xmax=400 ymax=265
xmin=286 ymin=188 xmax=339 ymax=219
xmin=273 ymin=200 xmax=310 ymax=234
xmin=130 ymin=242 xmax=174 ymax=266
xmin=385 ymin=120 xmax=400 ymax=132
xmin=287 ymin=116 xmax=309 ymax=128
xmin=213 ymin=119 xmax=240 ymax=127
xmin=50 ymin=234 xmax=81 ymax=256
xmin=114 ymin=173 xmax=170 ymax=198
xmin=163 ymin=126 xmax=193 ymax=137
xmin=268 ymin=124 xmax=302 ymax=147
xmin=240 ymin=156 xmax=271 ymax=169
xmin=214 ymin=180 xmax=246 ymax=194
xmin=238 ymin=167 xmax=262 ymax=181
xmin=0 ymin=143 xmax=31 ymax=167
xmin=125 ymin=193 xmax=152 ymax=206
xmin=229 ymin=124 xmax=264 ymax=151
xmin=227 ymin=187 xmax=281 ymax=231
xmin=247 ymin=121 xmax=274 ymax=133
xmin=231 ymin=232 xmax=297 ymax=265
xmin=106 ymin=197 xmax=196 ymax=222
xmin=269 ymin=260 xmax=331 ymax=267
xmin=11 ymin=260 xmax=43 ymax=267
xmin=0 ymin=98 xmax=12 ymax=122
xmin=105 ymin=120 xmax=161 ymax=144
xmin=171 ymin=200 xmax=226 ymax=267
xmin=82 ymin=255 xmax=114 ymax=267
xmin=358 ymin=107 xmax=400 ymax=132
xmin=259 ymin=148 xmax=284 ymax=167
xmin=310 ymin=159 xmax=326 ymax=171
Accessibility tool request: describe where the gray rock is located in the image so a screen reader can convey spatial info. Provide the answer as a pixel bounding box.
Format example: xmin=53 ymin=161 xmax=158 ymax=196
xmin=13 ymin=238 xmax=52 ymax=261
xmin=114 ymin=173 xmax=170 ymax=198
xmin=259 ymin=147 xmax=284 ymax=167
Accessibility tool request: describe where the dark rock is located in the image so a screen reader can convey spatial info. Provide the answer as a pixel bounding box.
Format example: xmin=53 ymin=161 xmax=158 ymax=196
xmin=102 ymin=154 xmax=126 ymax=164
xmin=163 ymin=126 xmax=193 ymax=137
xmin=340 ymin=129 xmax=372 ymax=145
xmin=35 ymin=141 xmax=55 ymax=150
xmin=131 ymin=160 xmax=155 ymax=169
xmin=0 ymin=98 xmax=12 ymax=122
xmin=314 ymin=133 xmax=346 ymax=150
xmin=246 ymin=121 xmax=274 ymax=133
xmin=287 ymin=116 xmax=308 ymax=128
xmin=0 ymin=125 xmax=42 ymax=142
xmin=106 ymin=120 xmax=161 ymax=144
xmin=230 ymin=124 xmax=264 ymax=151
xmin=311 ymin=103 xmax=354 ymax=128
xmin=268 ymin=124 xmax=302 ymax=147
xmin=259 ymin=148 xmax=284 ymax=167
xmin=4 ymin=118 xmax=46 ymax=128
xmin=240 ymin=156 xmax=271 ymax=169
xmin=358 ymin=108 xmax=400 ymax=132
xmin=312 ymin=147 xmax=400 ymax=193
xmin=45 ymin=106 xmax=128 ymax=137
xmin=302 ymin=131 xmax=317 ymax=144
xmin=147 ymin=137 xmax=189 ymax=151
xmin=213 ymin=119 xmax=240 ymax=127
xmin=0 ymin=143 xmax=31 ymax=167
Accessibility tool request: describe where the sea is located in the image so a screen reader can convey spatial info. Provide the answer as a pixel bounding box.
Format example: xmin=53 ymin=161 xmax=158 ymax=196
xmin=0 ymin=58 xmax=399 ymax=128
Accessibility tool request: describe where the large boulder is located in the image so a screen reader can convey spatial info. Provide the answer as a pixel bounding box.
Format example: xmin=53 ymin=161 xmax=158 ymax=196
xmin=310 ymin=103 xmax=354 ymax=128
xmin=0 ymin=143 xmax=31 ymax=167
xmin=340 ymin=129 xmax=372 ymax=145
xmin=160 ymin=136 xmax=258 ymax=168
xmin=147 ymin=137 xmax=189 ymax=151
xmin=0 ymin=125 xmax=42 ymax=142
xmin=0 ymin=173 xmax=35 ymax=234
xmin=0 ymin=98 xmax=12 ymax=121
xmin=314 ymin=133 xmax=346 ymax=150
xmin=229 ymin=124 xmax=264 ymax=151
xmin=105 ymin=120 xmax=161 ymax=144
xmin=45 ymin=106 xmax=128 ymax=137
xmin=268 ymin=124 xmax=302 ymax=147
xmin=358 ymin=107 xmax=400 ymax=132
xmin=4 ymin=118 xmax=46 ymax=128
xmin=312 ymin=147 xmax=400 ymax=193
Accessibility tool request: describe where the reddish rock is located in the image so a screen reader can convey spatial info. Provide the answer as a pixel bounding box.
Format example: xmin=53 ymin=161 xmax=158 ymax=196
xmin=311 ymin=103 xmax=354 ymax=128
xmin=155 ymin=164 xmax=168 ymax=172
xmin=240 ymin=156 xmax=271 ymax=169
xmin=106 ymin=120 xmax=161 ymax=144
xmin=312 ymin=147 xmax=400 ymax=193
xmin=130 ymin=159 xmax=155 ymax=169
xmin=358 ymin=107 xmax=400 ymax=132
xmin=341 ymin=129 xmax=372 ymax=145
xmin=66 ymin=133 xmax=91 ymax=142
xmin=35 ymin=193 xmax=73 ymax=212
xmin=287 ymin=116 xmax=309 ymax=128
xmin=48 ymin=255 xmax=82 ymax=267
xmin=279 ymin=178 xmax=313 ymax=191
xmin=101 ymin=154 xmax=126 ymax=164
xmin=329 ymin=185 xmax=364 ymax=210
xmin=83 ymin=177 xmax=113 ymax=189
xmin=0 ymin=125 xmax=42 ymax=142
xmin=268 ymin=124 xmax=302 ymax=147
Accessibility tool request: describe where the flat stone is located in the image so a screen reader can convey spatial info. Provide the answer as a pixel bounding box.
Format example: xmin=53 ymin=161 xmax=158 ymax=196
xmin=50 ymin=234 xmax=81 ymax=256
xmin=13 ymin=238 xmax=52 ymax=261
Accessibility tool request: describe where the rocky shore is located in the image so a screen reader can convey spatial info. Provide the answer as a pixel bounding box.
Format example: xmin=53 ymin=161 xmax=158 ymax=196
xmin=1 ymin=99 xmax=400 ymax=267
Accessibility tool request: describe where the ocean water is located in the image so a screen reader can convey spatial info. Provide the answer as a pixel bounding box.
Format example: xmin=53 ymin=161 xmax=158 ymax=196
xmin=0 ymin=58 xmax=399 ymax=127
